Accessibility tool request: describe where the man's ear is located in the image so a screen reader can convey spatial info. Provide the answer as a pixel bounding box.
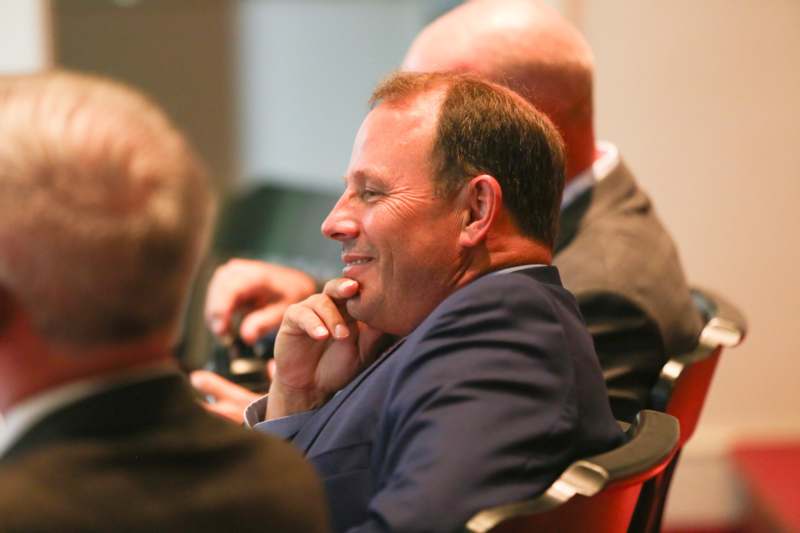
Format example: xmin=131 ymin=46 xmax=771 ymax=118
xmin=459 ymin=174 xmax=502 ymax=248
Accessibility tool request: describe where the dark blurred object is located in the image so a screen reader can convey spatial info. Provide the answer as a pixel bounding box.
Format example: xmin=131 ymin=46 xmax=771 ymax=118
xmin=208 ymin=324 xmax=277 ymax=393
xmin=629 ymin=287 xmax=747 ymax=533
xmin=213 ymin=183 xmax=341 ymax=278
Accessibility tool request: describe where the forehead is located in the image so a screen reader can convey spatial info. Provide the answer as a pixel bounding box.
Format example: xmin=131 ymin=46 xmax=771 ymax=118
xmin=347 ymin=92 xmax=443 ymax=183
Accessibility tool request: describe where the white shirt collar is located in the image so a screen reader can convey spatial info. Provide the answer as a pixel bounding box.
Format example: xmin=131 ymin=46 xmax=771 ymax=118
xmin=560 ymin=141 xmax=620 ymax=210
xmin=488 ymin=264 xmax=547 ymax=276
xmin=0 ymin=362 xmax=178 ymax=458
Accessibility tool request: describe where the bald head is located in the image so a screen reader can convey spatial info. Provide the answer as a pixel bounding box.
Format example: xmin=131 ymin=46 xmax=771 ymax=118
xmin=403 ymin=0 xmax=596 ymax=179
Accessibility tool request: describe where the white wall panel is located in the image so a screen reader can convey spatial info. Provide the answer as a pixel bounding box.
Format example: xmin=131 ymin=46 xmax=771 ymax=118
xmin=0 ymin=0 xmax=49 ymax=73
xmin=238 ymin=0 xmax=434 ymax=191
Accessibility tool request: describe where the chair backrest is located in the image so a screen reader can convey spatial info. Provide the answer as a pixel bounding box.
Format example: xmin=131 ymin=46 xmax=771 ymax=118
xmin=651 ymin=287 xmax=746 ymax=445
xmin=628 ymin=287 xmax=747 ymax=533
xmin=464 ymin=410 xmax=680 ymax=533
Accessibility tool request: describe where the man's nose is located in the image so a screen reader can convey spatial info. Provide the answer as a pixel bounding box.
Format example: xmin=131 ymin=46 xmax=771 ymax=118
xmin=321 ymin=195 xmax=359 ymax=242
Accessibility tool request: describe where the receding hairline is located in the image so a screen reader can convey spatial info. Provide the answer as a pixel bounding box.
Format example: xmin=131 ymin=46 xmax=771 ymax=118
xmin=370 ymin=70 xmax=532 ymax=114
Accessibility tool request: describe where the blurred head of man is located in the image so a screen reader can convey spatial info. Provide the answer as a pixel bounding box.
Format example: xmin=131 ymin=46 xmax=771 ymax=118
xmin=402 ymin=0 xmax=595 ymax=180
xmin=321 ymin=71 xmax=564 ymax=336
xmin=0 ymin=71 xmax=214 ymax=410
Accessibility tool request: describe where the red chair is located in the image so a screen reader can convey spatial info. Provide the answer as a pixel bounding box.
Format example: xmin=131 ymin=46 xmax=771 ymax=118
xmin=464 ymin=410 xmax=680 ymax=533
xmin=628 ymin=288 xmax=747 ymax=533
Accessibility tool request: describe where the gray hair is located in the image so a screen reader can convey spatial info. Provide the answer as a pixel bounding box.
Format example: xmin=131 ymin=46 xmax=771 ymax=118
xmin=0 ymin=71 xmax=215 ymax=345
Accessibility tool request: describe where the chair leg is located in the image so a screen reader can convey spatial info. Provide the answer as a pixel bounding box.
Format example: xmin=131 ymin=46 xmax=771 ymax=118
xmin=648 ymin=450 xmax=681 ymax=532
xmin=628 ymin=450 xmax=682 ymax=533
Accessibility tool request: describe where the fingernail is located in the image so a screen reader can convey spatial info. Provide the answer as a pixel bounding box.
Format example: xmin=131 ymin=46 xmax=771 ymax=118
xmin=334 ymin=324 xmax=349 ymax=339
xmin=341 ymin=280 xmax=358 ymax=291
xmin=313 ymin=326 xmax=329 ymax=339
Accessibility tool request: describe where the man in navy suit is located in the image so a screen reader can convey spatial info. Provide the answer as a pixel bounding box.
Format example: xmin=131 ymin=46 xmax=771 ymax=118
xmin=229 ymin=71 xmax=624 ymax=532
xmin=196 ymin=0 xmax=702 ymax=424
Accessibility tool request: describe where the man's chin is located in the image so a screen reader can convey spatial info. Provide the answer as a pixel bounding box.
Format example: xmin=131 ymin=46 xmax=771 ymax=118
xmin=345 ymin=295 xmax=364 ymax=320
xmin=345 ymin=293 xmax=391 ymax=332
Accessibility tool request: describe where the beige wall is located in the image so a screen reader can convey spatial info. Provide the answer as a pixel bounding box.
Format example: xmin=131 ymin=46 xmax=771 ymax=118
xmin=577 ymin=0 xmax=800 ymax=526
xmin=49 ymin=0 xmax=237 ymax=365
xmin=51 ymin=0 xmax=236 ymax=190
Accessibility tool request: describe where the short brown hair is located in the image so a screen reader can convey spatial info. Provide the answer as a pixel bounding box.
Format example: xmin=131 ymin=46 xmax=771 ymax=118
xmin=0 ymin=71 xmax=215 ymax=345
xmin=371 ymin=71 xmax=564 ymax=247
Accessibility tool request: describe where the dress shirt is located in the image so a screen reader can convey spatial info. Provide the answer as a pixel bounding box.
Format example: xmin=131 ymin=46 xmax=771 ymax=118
xmin=561 ymin=141 xmax=619 ymax=209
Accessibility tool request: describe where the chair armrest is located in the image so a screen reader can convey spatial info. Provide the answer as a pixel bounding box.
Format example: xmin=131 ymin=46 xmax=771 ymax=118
xmin=464 ymin=411 xmax=679 ymax=532
xmin=588 ymin=410 xmax=679 ymax=487
xmin=691 ymin=286 xmax=747 ymax=348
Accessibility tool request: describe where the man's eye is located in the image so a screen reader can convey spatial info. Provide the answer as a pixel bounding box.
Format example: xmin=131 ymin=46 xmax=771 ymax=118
xmin=360 ymin=189 xmax=382 ymax=200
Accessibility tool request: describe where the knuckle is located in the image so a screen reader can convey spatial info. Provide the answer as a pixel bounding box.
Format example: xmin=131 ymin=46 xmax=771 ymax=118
xmin=306 ymin=294 xmax=327 ymax=306
xmin=285 ymin=302 xmax=304 ymax=318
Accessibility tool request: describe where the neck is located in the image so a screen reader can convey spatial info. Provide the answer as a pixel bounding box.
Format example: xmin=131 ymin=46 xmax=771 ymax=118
xmin=0 ymin=314 xmax=176 ymax=414
xmin=557 ymin=120 xmax=597 ymax=185
xmin=459 ymin=215 xmax=553 ymax=288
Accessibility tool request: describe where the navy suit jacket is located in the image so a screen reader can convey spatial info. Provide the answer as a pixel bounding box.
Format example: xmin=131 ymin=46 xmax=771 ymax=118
xmin=251 ymin=266 xmax=624 ymax=533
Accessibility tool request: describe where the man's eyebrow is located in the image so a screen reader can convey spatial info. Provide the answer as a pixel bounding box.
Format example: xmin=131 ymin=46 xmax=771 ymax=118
xmin=350 ymin=169 xmax=391 ymax=189
xmin=349 ymin=170 xmax=369 ymax=182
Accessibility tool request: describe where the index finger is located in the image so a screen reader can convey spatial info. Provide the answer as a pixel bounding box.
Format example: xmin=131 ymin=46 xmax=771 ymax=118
xmin=322 ymin=278 xmax=360 ymax=301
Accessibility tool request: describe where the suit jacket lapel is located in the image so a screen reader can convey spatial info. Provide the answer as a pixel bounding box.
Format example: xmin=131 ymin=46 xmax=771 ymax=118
xmin=292 ymin=338 xmax=407 ymax=454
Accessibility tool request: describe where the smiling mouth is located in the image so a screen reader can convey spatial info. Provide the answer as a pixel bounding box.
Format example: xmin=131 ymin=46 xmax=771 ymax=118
xmin=345 ymin=258 xmax=372 ymax=266
xmin=342 ymin=255 xmax=374 ymax=274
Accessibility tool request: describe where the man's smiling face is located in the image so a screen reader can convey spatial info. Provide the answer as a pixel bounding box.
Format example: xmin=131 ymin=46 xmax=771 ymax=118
xmin=321 ymin=92 xmax=466 ymax=336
